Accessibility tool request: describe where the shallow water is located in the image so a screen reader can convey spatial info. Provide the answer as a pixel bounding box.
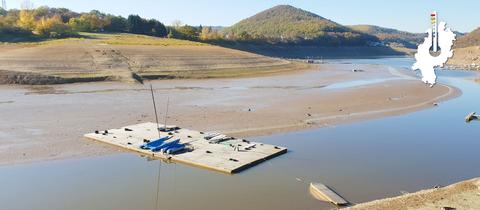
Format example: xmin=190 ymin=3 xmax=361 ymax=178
xmin=1 ymin=57 xmax=479 ymax=210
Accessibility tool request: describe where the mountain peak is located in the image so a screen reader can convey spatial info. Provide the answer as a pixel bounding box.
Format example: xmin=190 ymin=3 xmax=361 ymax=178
xmin=224 ymin=5 xmax=377 ymax=46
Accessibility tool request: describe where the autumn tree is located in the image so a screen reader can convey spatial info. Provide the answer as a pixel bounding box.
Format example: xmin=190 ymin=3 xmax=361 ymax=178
xmin=36 ymin=15 xmax=74 ymax=38
xmin=200 ymin=26 xmax=220 ymax=40
xmin=17 ymin=10 xmax=36 ymax=30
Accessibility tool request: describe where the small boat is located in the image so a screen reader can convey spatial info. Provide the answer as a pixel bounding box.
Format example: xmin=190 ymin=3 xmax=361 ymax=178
xmin=309 ymin=182 xmax=348 ymax=206
xmin=159 ymin=141 xmax=184 ymax=153
xmin=151 ymin=139 xmax=180 ymax=152
xmin=209 ymin=135 xmax=233 ymax=144
xmin=165 ymin=144 xmax=186 ymax=154
xmin=204 ymin=132 xmax=221 ymax=140
xmin=140 ymin=136 xmax=171 ymax=150
xmin=465 ymin=112 xmax=478 ymax=122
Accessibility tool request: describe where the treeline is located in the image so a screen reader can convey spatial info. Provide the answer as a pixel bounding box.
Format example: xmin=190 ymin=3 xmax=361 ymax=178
xmin=0 ymin=6 xmax=224 ymax=42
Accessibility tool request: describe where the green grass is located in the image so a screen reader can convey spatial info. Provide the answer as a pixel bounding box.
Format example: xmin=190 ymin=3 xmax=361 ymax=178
xmin=1 ymin=32 xmax=208 ymax=46
xmin=98 ymin=33 xmax=208 ymax=46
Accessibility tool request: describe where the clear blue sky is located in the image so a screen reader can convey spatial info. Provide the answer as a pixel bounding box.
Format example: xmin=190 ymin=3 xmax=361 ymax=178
xmin=5 ymin=0 xmax=479 ymax=33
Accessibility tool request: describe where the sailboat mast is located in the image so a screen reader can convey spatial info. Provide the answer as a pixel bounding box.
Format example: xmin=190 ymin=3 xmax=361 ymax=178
xmin=164 ymin=97 xmax=170 ymax=131
xmin=150 ymin=84 xmax=161 ymax=138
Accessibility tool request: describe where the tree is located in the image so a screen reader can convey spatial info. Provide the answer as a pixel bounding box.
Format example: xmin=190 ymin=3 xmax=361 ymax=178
xmin=175 ymin=25 xmax=199 ymax=40
xmin=17 ymin=10 xmax=36 ymax=30
xmin=237 ymin=31 xmax=251 ymax=41
xmin=68 ymin=12 xmax=109 ymax=32
xmin=82 ymin=11 xmax=109 ymax=31
xmin=126 ymin=15 xmax=144 ymax=34
xmin=104 ymin=15 xmax=127 ymax=32
xmin=200 ymin=26 xmax=220 ymax=40
xmin=33 ymin=6 xmax=49 ymax=18
xmin=36 ymin=15 xmax=75 ymax=38
xmin=147 ymin=19 xmax=167 ymax=37
xmin=68 ymin=17 xmax=90 ymax=31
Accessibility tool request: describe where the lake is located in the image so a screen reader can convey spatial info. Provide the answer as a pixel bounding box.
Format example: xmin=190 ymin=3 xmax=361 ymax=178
xmin=1 ymin=57 xmax=479 ymax=210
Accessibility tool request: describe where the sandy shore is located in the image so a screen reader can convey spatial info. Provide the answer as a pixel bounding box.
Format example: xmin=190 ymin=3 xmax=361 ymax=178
xmin=347 ymin=177 xmax=480 ymax=210
xmin=0 ymin=63 xmax=459 ymax=166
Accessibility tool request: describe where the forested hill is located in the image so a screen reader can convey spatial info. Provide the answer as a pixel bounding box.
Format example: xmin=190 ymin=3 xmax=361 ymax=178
xmin=348 ymin=25 xmax=424 ymax=49
xmin=222 ymin=5 xmax=380 ymax=46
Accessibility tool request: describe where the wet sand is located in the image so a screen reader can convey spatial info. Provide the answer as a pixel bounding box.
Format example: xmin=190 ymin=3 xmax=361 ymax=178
xmin=0 ymin=63 xmax=459 ymax=166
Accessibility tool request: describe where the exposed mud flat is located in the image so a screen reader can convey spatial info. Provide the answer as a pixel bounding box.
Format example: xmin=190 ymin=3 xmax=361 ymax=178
xmin=0 ymin=63 xmax=459 ymax=166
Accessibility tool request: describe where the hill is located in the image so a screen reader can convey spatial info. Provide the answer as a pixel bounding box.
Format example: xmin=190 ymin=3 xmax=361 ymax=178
xmin=447 ymin=28 xmax=480 ymax=70
xmin=348 ymin=25 xmax=423 ymax=49
xmin=454 ymin=27 xmax=480 ymax=48
xmin=223 ymin=5 xmax=379 ymax=46
xmin=0 ymin=33 xmax=308 ymax=85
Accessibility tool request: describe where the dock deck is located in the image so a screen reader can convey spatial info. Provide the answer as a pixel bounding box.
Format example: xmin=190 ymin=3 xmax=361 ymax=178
xmin=84 ymin=122 xmax=287 ymax=174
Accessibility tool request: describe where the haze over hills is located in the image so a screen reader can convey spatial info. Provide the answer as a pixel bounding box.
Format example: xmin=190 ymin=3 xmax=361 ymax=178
xmin=223 ymin=5 xmax=379 ymax=46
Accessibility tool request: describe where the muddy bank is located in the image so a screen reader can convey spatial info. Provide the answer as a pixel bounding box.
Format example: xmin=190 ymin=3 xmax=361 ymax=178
xmin=347 ymin=177 xmax=480 ymax=210
xmin=0 ymin=37 xmax=308 ymax=85
xmin=221 ymin=44 xmax=405 ymax=59
xmin=0 ymin=70 xmax=110 ymax=85
xmin=0 ymin=63 xmax=459 ymax=166
xmin=447 ymin=46 xmax=480 ymax=71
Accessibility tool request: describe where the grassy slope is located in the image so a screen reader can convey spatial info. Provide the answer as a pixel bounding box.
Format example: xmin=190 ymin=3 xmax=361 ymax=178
xmin=0 ymin=33 xmax=309 ymax=85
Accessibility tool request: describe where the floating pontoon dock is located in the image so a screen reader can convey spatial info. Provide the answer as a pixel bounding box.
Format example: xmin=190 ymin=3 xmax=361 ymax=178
xmin=309 ymin=182 xmax=349 ymax=206
xmin=84 ymin=122 xmax=287 ymax=174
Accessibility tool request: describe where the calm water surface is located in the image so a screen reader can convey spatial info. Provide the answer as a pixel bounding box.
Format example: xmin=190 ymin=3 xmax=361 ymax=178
xmin=1 ymin=57 xmax=479 ymax=210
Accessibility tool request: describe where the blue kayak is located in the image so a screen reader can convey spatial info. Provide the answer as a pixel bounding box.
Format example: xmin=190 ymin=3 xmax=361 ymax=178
xmin=151 ymin=139 xmax=180 ymax=152
xmin=165 ymin=144 xmax=186 ymax=154
xmin=139 ymin=136 xmax=171 ymax=150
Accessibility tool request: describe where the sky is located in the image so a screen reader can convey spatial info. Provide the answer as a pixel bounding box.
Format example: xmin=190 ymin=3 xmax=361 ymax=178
xmin=4 ymin=0 xmax=479 ymax=33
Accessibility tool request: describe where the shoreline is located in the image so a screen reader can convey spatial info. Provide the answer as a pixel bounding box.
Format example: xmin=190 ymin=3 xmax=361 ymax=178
xmin=347 ymin=177 xmax=480 ymax=210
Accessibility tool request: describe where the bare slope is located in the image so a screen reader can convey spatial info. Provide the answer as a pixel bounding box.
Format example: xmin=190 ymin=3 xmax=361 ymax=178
xmin=0 ymin=33 xmax=308 ymax=85
xmin=448 ymin=28 xmax=480 ymax=70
